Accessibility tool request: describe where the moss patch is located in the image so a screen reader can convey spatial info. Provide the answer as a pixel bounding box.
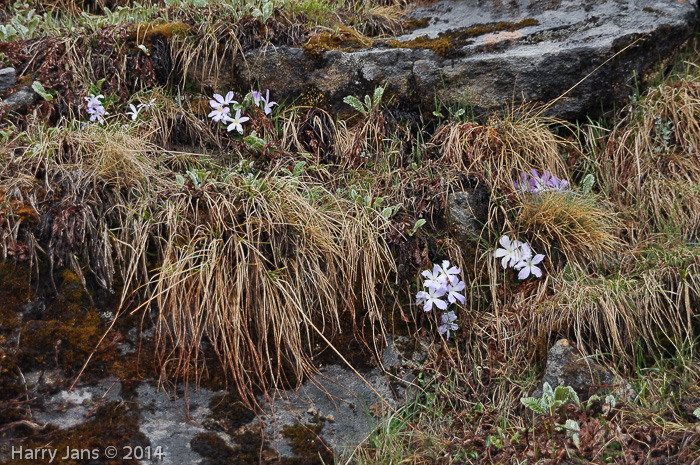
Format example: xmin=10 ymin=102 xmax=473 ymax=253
xmin=0 ymin=401 xmax=148 ymax=465
xmin=388 ymin=18 xmax=539 ymax=58
xmin=280 ymin=420 xmax=334 ymax=465
xmin=302 ymin=18 xmax=538 ymax=59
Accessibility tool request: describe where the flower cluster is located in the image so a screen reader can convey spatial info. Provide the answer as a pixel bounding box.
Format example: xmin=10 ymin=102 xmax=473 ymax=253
xmin=85 ymin=94 xmax=108 ymax=124
xmin=415 ymin=260 xmax=465 ymax=339
xmin=208 ymin=89 xmax=277 ymax=134
xmin=513 ymin=169 xmax=570 ymax=194
xmin=493 ymin=235 xmax=545 ymax=280
xmin=126 ymin=98 xmax=156 ymax=121
xmin=251 ymin=89 xmax=277 ymax=115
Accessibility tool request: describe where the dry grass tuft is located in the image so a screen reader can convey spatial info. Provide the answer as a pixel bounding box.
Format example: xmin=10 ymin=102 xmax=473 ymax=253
xmin=535 ymin=245 xmax=700 ymax=367
xmin=589 ymin=72 xmax=700 ymax=241
xmin=431 ymin=110 xmax=569 ymax=190
xmin=120 ymin=168 xmax=394 ymax=403
xmin=513 ymin=191 xmax=621 ymax=266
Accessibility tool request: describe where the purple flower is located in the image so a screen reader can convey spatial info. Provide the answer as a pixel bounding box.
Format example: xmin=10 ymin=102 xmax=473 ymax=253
xmin=493 ymin=235 xmax=523 ymax=269
xmin=439 ymin=311 xmax=458 ymax=339
xmin=224 ymin=109 xmax=250 ymax=134
xmin=514 ymin=244 xmax=545 ymax=279
xmin=446 ymin=279 xmax=466 ymax=304
xmin=422 ymin=264 xmax=448 ymax=289
xmin=420 ymin=285 xmax=447 ymax=312
xmin=261 ymin=89 xmax=277 ymax=115
xmin=208 ymin=105 xmax=231 ymax=123
xmin=210 ymin=91 xmax=237 ymax=109
xmin=251 ymin=90 xmax=262 ymax=107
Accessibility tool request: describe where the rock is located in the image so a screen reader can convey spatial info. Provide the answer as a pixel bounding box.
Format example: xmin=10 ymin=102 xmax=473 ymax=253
xmin=190 ymin=0 xmax=698 ymax=119
xmin=0 ymin=86 xmax=39 ymax=114
xmin=0 ymin=67 xmax=17 ymax=94
xmin=447 ymin=182 xmax=490 ymax=250
xmin=533 ymin=339 xmax=636 ymax=402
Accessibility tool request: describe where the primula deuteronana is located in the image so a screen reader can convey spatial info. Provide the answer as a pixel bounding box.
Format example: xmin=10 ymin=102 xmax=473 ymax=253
xmin=514 ymin=243 xmax=545 ymax=279
xmin=419 ymin=285 xmax=448 ymax=312
xmin=126 ymin=104 xmax=141 ymax=121
xmin=440 ymin=260 xmax=461 ymax=285
xmin=209 ymin=105 xmax=231 ymax=123
xmin=493 ymin=235 xmax=523 ymax=269
xmin=439 ymin=311 xmax=458 ymax=339
xmin=210 ymin=91 xmax=236 ymax=109
xmin=251 ymin=90 xmax=262 ymax=107
xmin=421 ymin=264 xmax=447 ymax=289
xmin=446 ymin=280 xmax=466 ymax=304
xmin=225 ymin=109 xmax=250 ymax=134
xmin=262 ymin=89 xmax=277 ymax=115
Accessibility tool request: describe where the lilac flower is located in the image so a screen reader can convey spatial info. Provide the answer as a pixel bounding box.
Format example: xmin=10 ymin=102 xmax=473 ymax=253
xmin=421 ymin=285 xmax=448 ymax=312
xmin=89 ymin=106 xmax=108 ymax=124
xmin=210 ymin=91 xmax=237 ymax=109
xmin=514 ymin=243 xmax=545 ymax=279
xmin=446 ymin=279 xmax=466 ymax=304
xmin=439 ymin=311 xmax=459 ymax=339
xmin=261 ymin=89 xmax=277 ymax=115
xmin=208 ymin=105 xmax=231 ymax=123
xmin=126 ymin=103 xmax=141 ymax=121
xmin=421 ymin=264 xmax=448 ymax=289
xmin=440 ymin=260 xmax=461 ymax=285
xmin=515 ymin=170 xmax=570 ymax=194
xmin=493 ymin=235 xmax=523 ymax=269
xmin=251 ymin=90 xmax=262 ymax=107
xmin=224 ymin=109 xmax=250 ymax=134
xmin=84 ymin=94 xmax=104 ymax=110
xmin=416 ymin=290 xmax=427 ymax=307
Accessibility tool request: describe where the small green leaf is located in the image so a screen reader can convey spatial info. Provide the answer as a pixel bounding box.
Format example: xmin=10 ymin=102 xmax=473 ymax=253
xmin=520 ymin=397 xmax=544 ymax=414
xmin=364 ymin=94 xmax=372 ymax=110
xmin=581 ymin=173 xmax=595 ymax=194
xmin=373 ymin=85 xmax=385 ymax=107
xmin=694 ymin=407 xmax=700 ymax=418
xmin=262 ymin=1 xmax=273 ymax=20
xmin=343 ymin=95 xmax=366 ymax=115
xmin=137 ymin=44 xmax=150 ymax=55
xmin=32 ymin=81 xmax=54 ymax=101
xmin=432 ymin=110 xmax=444 ymax=118
xmin=605 ymin=394 xmax=616 ymax=408
xmin=292 ymin=161 xmax=306 ymax=176
xmin=243 ymin=130 xmax=266 ymax=152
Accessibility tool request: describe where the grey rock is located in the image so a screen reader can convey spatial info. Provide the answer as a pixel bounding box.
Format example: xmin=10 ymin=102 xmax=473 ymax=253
xmin=189 ymin=0 xmax=698 ymax=119
xmin=2 ymin=337 xmax=417 ymax=463
xmin=0 ymin=86 xmax=39 ymax=114
xmin=258 ymin=364 xmax=403 ymax=457
xmin=447 ymin=184 xmax=490 ymax=250
xmin=533 ymin=339 xmax=636 ymax=402
xmin=0 ymin=67 xmax=17 ymax=94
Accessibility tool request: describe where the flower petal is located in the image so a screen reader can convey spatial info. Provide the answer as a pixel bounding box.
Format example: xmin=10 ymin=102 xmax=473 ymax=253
xmin=518 ymin=267 xmax=530 ymax=280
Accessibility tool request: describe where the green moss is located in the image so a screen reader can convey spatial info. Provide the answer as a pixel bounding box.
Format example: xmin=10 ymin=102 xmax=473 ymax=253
xmin=0 ymin=402 xmax=148 ymax=465
xmin=206 ymin=392 xmax=256 ymax=435
xmin=127 ymin=22 xmax=191 ymax=47
xmin=388 ymin=18 xmax=539 ymax=58
xmin=280 ymin=421 xmax=334 ymax=464
xmin=0 ymin=261 xmax=31 ymax=331
xmin=302 ymin=18 xmax=538 ymax=59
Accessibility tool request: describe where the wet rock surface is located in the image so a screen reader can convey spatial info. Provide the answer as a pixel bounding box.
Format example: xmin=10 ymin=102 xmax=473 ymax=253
xmin=195 ymin=0 xmax=698 ymax=119
xmin=0 ymin=67 xmax=16 ymax=94
xmin=533 ymin=339 xmax=637 ymax=402
xmin=0 ymin=360 xmax=414 ymax=464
